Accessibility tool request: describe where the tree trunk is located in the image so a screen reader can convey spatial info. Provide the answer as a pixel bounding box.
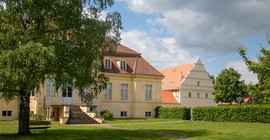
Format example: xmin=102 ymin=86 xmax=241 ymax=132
xmin=18 ymin=90 xmax=31 ymax=135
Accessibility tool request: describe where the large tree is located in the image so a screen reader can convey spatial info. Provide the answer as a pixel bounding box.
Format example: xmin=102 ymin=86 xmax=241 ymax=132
xmin=212 ymin=68 xmax=248 ymax=104
xmin=239 ymin=35 xmax=270 ymax=104
xmin=0 ymin=0 xmax=122 ymax=135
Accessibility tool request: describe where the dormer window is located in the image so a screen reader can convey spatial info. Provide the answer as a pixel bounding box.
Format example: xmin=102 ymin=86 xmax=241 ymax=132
xmin=120 ymin=60 xmax=126 ymax=70
xmin=105 ymin=59 xmax=111 ymax=69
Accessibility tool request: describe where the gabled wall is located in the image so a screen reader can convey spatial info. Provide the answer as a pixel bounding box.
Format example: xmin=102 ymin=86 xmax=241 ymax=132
xmin=179 ymin=59 xmax=216 ymax=108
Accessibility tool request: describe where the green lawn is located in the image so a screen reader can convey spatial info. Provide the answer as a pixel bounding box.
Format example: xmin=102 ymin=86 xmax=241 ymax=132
xmin=103 ymin=118 xmax=182 ymax=124
xmin=0 ymin=124 xmax=171 ymax=140
xmin=115 ymin=121 xmax=270 ymax=140
xmin=1 ymin=120 xmax=270 ymax=140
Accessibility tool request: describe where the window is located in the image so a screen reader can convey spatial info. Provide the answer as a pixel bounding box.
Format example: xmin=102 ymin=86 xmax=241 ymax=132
xmin=79 ymin=88 xmax=87 ymax=99
xmin=120 ymin=60 xmax=126 ymax=70
xmin=121 ymin=84 xmax=128 ymax=100
xmin=167 ymin=82 xmax=173 ymax=88
xmin=62 ymin=86 xmax=73 ymax=97
xmin=30 ymin=91 xmax=35 ymax=97
xmin=2 ymin=111 xmax=12 ymax=117
xmin=197 ymin=93 xmax=200 ymax=98
xmin=145 ymin=85 xmax=152 ymax=101
xmin=145 ymin=112 xmax=151 ymax=117
xmin=121 ymin=111 xmax=127 ymax=117
xmin=105 ymin=59 xmax=111 ymax=69
xmin=179 ymin=71 xmax=182 ymax=81
xmin=197 ymin=81 xmax=200 ymax=86
xmin=46 ymin=79 xmax=56 ymax=97
xmin=188 ymin=92 xmax=192 ymax=98
xmin=104 ymin=83 xmax=112 ymax=100
xmin=205 ymin=93 xmax=208 ymax=98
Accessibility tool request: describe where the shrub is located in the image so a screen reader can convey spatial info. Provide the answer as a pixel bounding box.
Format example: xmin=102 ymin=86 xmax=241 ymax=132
xmin=155 ymin=106 xmax=191 ymax=120
xmin=29 ymin=112 xmax=44 ymax=121
xmin=192 ymin=105 xmax=270 ymax=123
xmin=100 ymin=110 xmax=113 ymax=120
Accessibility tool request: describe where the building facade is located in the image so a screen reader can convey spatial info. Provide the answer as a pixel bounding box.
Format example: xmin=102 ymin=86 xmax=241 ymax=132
xmin=0 ymin=44 xmax=163 ymax=122
xmin=159 ymin=59 xmax=217 ymax=108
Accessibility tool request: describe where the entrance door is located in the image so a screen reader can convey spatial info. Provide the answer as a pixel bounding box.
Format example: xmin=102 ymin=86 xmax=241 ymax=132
xmin=60 ymin=86 xmax=74 ymax=105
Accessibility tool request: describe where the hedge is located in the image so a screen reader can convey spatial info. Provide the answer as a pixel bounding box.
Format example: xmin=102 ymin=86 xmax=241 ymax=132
xmin=192 ymin=105 xmax=270 ymax=123
xmin=155 ymin=106 xmax=191 ymax=120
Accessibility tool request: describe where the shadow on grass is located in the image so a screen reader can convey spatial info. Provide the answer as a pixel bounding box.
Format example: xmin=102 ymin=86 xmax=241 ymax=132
xmin=0 ymin=128 xmax=173 ymax=140
xmin=154 ymin=129 xmax=213 ymax=138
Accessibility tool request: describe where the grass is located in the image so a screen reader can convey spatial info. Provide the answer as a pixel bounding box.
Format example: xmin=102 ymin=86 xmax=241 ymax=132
xmin=0 ymin=124 xmax=171 ymax=140
xmin=114 ymin=121 xmax=270 ymax=140
xmin=103 ymin=118 xmax=181 ymax=124
xmin=1 ymin=119 xmax=270 ymax=139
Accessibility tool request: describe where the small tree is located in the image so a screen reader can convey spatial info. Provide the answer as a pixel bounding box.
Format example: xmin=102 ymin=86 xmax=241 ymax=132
xmin=212 ymin=68 xmax=248 ymax=104
xmin=239 ymin=35 xmax=270 ymax=104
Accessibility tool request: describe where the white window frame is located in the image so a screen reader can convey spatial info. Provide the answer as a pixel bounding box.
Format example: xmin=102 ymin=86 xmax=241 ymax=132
xmin=197 ymin=81 xmax=200 ymax=86
xmin=105 ymin=59 xmax=111 ymax=69
xmin=121 ymin=84 xmax=128 ymax=100
xmin=120 ymin=60 xmax=126 ymax=70
xmin=46 ymin=79 xmax=56 ymax=97
xmin=2 ymin=111 xmax=12 ymax=117
xmin=205 ymin=93 xmax=208 ymax=98
xmin=120 ymin=111 xmax=127 ymax=117
xmin=104 ymin=83 xmax=112 ymax=100
xmin=145 ymin=112 xmax=151 ymax=117
xmin=62 ymin=85 xmax=73 ymax=97
xmin=145 ymin=85 xmax=152 ymax=101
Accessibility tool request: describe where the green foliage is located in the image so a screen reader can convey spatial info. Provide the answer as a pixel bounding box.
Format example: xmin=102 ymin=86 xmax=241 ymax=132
xmin=192 ymin=105 xmax=270 ymax=123
xmin=239 ymin=36 xmax=270 ymax=104
xmin=101 ymin=110 xmax=113 ymax=120
xmin=212 ymin=68 xmax=248 ymax=104
xmin=29 ymin=113 xmax=44 ymax=121
xmin=0 ymin=0 xmax=122 ymax=135
xmin=155 ymin=106 xmax=191 ymax=120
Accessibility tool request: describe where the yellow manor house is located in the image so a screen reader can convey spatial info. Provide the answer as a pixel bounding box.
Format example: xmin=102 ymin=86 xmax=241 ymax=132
xmin=0 ymin=44 xmax=217 ymax=123
xmin=0 ymin=44 xmax=164 ymax=123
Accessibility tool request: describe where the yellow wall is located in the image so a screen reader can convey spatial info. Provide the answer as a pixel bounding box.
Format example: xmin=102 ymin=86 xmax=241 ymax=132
xmin=96 ymin=73 xmax=163 ymax=118
xmin=0 ymin=98 xmax=19 ymax=120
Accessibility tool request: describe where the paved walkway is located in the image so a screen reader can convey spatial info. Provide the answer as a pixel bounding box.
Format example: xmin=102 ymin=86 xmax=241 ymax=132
xmin=65 ymin=121 xmax=192 ymax=140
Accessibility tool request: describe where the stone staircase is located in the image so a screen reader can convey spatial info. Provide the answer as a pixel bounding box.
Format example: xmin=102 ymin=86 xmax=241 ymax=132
xmin=66 ymin=106 xmax=99 ymax=124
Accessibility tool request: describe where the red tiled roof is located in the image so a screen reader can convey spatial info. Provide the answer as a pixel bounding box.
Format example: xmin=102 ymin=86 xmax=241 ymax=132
xmin=159 ymin=64 xmax=194 ymax=90
xmin=161 ymin=90 xmax=179 ymax=104
xmin=103 ymin=44 xmax=163 ymax=76
xmin=115 ymin=44 xmax=142 ymax=55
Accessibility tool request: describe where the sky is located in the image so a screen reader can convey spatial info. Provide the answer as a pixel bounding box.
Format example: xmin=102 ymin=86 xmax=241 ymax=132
xmin=106 ymin=0 xmax=270 ymax=84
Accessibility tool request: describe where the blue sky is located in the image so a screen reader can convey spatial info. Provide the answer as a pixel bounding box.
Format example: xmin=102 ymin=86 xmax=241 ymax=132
xmin=106 ymin=0 xmax=270 ymax=84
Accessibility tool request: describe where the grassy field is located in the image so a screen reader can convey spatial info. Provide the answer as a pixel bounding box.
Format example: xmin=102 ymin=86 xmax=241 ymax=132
xmin=1 ymin=119 xmax=270 ymax=140
xmin=103 ymin=118 xmax=181 ymax=124
xmin=115 ymin=121 xmax=270 ymax=140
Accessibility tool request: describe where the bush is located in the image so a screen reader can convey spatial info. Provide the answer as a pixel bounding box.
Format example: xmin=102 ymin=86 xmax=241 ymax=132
xmin=155 ymin=106 xmax=191 ymax=120
xmin=29 ymin=112 xmax=44 ymax=121
xmin=100 ymin=110 xmax=113 ymax=120
xmin=192 ymin=105 xmax=270 ymax=123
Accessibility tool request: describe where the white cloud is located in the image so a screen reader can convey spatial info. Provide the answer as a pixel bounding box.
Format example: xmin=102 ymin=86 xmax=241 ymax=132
xmin=121 ymin=0 xmax=270 ymax=54
xmin=120 ymin=30 xmax=199 ymax=69
xmin=226 ymin=60 xmax=258 ymax=84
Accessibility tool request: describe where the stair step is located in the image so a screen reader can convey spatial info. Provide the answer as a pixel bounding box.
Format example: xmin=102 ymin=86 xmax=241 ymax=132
xmin=66 ymin=106 xmax=99 ymax=124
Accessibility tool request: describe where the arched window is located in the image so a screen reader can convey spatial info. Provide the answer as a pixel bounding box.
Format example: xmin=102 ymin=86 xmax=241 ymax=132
xmin=105 ymin=59 xmax=111 ymax=69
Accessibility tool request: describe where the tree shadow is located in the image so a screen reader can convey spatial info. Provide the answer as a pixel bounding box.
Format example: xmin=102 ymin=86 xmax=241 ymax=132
xmin=150 ymin=129 xmax=213 ymax=138
xmin=0 ymin=128 xmax=174 ymax=140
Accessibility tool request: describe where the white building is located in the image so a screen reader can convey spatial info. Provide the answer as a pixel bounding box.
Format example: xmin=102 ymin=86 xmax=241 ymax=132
xmin=159 ymin=59 xmax=217 ymax=107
